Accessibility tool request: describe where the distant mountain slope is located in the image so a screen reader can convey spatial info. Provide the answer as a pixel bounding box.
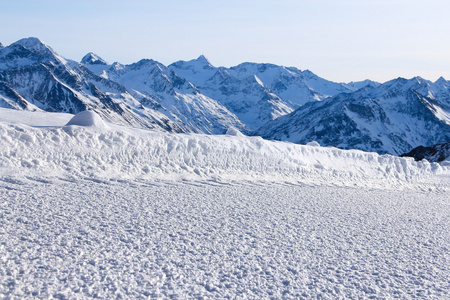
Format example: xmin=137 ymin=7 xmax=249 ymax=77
xmin=0 ymin=38 xmax=248 ymax=134
xmin=258 ymin=77 xmax=450 ymax=155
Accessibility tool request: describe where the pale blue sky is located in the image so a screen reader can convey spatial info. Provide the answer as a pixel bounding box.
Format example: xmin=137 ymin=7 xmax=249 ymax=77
xmin=2 ymin=0 xmax=450 ymax=82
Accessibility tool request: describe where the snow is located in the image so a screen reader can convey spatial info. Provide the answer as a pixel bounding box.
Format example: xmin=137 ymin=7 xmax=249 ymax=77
xmin=65 ymin=110 xmax=108 ymax=130
xmin=226 ymin=126 xmax=245 ymax=137
xmin=0 ymin=108 xmax=449 ymax=298
xmin=1 ymin=108 xmax=447 ymax=188
xmin=306 ymin=141 xmax=320 ymax=147
xmin=0 ymin=108 xmax=73 ymax=126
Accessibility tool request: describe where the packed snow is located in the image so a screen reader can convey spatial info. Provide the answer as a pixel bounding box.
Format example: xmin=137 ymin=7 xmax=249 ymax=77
xmin=0 ymin=109 xmax=449 ymax=298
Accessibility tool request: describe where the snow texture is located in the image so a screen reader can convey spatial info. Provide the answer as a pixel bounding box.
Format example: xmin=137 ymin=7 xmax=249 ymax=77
xmin=2 ymin=180 xmax=449 ymax=299
xmin=0 ymin=109 xmax=449 ymax=299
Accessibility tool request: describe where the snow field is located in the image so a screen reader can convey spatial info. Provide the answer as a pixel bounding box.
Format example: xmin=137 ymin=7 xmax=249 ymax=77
xmin=1 ymin=180 xmax=448 ymax=298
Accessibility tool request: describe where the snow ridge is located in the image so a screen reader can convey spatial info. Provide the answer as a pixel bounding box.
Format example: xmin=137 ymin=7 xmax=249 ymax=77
xmin=0 ymin=110 xmax=448 ymax=190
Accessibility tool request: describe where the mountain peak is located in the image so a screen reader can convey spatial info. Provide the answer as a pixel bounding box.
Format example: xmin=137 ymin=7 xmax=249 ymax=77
xmin=412 ymin=76 xmax=425 ymax=83
xmin=435 ymin=76 xmax=447 ymax=84
xmin=196 ymin=55 xmax=211 ymax=64
xmin=0 ymin=42 xmax=4 ymax=49
xmin=12 ymin=37 xmax=47 ymax=50
xmin=301 ymin=69 xmax=319 ymax=80
xmin=8 ymin=37 xmax=67 ymax=64
xmin=81 ymin=52 xmax=108 ymax=65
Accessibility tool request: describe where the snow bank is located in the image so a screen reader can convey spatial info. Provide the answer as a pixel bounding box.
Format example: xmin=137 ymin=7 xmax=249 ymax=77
xmin=0 ymin=110 xmax=448 ymax=189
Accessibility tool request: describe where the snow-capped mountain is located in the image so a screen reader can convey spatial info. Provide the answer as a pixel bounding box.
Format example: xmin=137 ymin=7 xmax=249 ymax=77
xmin=170 ymin=57 xmax=294 ymax=130
xmin=169 ymin=57 xmax=364 ymax=130
xmin=258 ymin=77 xmax=450 ymax=155
xmin=0 ymin=38 xmax=248 ymax=134
xmin=0 ymin=38 xmax=378 ymax=136
xmin=0 ymin=38 xmax=187 ymax=132
xmin=85 ymin=57 xmax=248 ymax=134
xmin=81 ymin=52 xmax=108 ymax=65
xmin=401 ymin=141 xmax=450 ymax=162
xmin=1 ymin=37 xmax=449 ymax=156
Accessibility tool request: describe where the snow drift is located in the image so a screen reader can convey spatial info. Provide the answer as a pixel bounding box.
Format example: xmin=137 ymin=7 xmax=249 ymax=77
xmin=0 ymin=109 xmax=448 ymax=190
xmin=65 ymin=110 xmax=108 ymax=130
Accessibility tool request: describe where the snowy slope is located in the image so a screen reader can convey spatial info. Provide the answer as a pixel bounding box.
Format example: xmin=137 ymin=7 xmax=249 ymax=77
xmin=169 ymin=58 xmax=379 ymax=130
xmin=170 ymin=58 xmax=296 ymax=130
xmin=2 ymin=180 xmax=449 ymax=299
xmin=170 ymin=59 xmax=357 ymax=106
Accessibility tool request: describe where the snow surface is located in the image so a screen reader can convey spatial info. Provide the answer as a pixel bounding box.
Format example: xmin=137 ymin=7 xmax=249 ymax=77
xmin=0 ymin=109 xmax=449 ymax=298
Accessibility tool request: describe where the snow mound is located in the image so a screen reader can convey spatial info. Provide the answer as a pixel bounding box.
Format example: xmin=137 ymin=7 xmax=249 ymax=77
xmin=65 ymin=111 xmax=107 ymax=130
xmin=307 ymin=141 xmax=320 ymax=147
xmin=226 ymin=127 xmax=244 ymax=137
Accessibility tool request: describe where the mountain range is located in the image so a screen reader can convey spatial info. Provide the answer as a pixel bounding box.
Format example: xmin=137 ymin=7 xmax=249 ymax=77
xmin=1 ymin=37 xmax=449 ymax=156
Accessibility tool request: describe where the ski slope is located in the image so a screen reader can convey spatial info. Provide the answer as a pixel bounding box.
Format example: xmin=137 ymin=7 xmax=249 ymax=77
xmin=0 ymin=109 xmax=449 ymax=298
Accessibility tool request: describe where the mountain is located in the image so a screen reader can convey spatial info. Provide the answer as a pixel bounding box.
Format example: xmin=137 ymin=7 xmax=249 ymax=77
xmin=401 ymin=141 xmax=450 ymax=162
xmin=258 ymin=77 xmax=450 ymax=155
xmin=343 ymin=79 xmax=381 ymax=91
xmin=0 ymin=38 xmax=248 ymax=134
xmin=169 ymin=57 xmax=363 ymax=130
xmin=170 ymin=57 xmax=294 ymax=130
xmin=1 ymin=37 xmax=449 ymax=157
xmin=0 ymin=38 xmax=378 ymax=136
xmin=81 ymin=52 xmax=108 ymax=65
xmin=0 ymin=38 xmax=188 ymax=132
xmin=86 ymin=58 xmax=248 ymax=134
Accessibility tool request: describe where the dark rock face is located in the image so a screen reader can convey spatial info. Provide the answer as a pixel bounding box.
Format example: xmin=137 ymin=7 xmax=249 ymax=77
xmin=401 ymin=142 xmax=450 ymax=162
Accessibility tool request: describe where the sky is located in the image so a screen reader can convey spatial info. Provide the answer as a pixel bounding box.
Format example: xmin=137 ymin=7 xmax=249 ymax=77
xmin=1 ymin=0 xmax=450 ymax=83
